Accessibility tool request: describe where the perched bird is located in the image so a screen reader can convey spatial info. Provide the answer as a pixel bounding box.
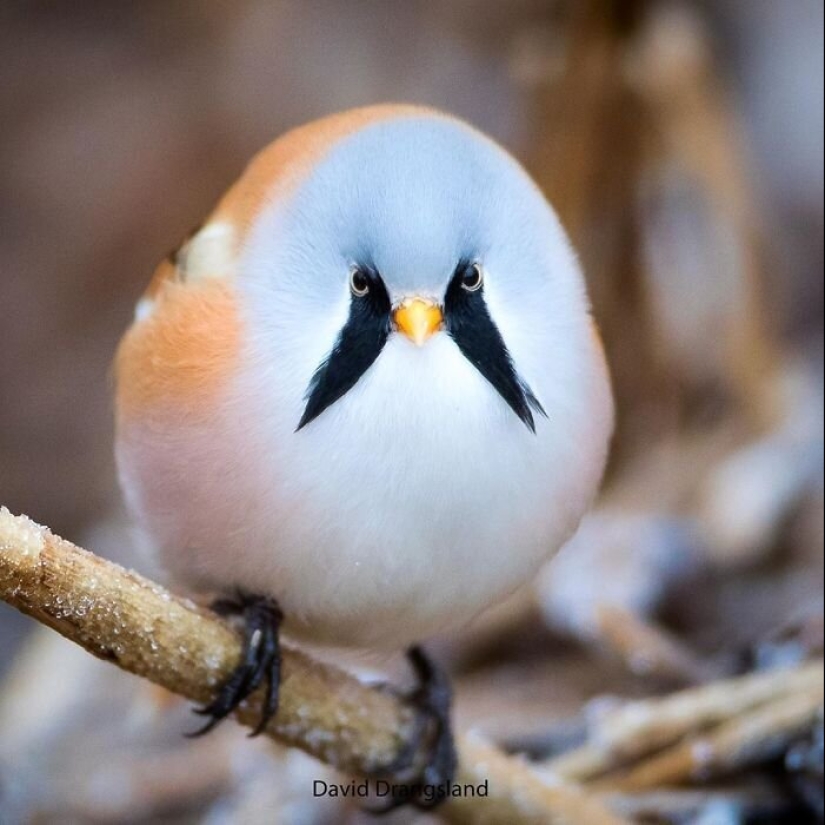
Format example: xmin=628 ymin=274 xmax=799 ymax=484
xmin=114 ymin=105 xmax=613 ymax=807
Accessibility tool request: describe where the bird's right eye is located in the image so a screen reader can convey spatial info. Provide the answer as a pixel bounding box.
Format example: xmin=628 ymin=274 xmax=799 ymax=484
xmin=461 ymin=263 xmax=484 ymax=292
xmin=350 ymin=268 xmax=370 ymax=297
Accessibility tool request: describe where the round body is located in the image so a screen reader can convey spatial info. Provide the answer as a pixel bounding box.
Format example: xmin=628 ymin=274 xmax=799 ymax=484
xmin=115 ymin=106 xmax=613 ymax=649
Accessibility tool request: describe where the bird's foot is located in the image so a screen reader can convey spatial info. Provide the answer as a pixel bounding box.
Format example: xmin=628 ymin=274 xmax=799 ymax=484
xmin=369 ymin=645 xmax=458 ymax=813
xmin=189 ymin=592 xmax=283 ymax=737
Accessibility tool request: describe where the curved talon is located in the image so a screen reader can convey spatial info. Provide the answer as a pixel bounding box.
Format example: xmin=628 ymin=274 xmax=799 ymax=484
xmin=367 ymin=645 xmax=457 ymax=814
xmin=188 ymin=593 xmax=283 ymax=738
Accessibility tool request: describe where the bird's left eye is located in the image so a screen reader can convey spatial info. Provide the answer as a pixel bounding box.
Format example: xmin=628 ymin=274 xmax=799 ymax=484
xmin=461 ymin=263 xmax=484 ymax=292
xmin=350 ymin=268 xmax=370 ymax=297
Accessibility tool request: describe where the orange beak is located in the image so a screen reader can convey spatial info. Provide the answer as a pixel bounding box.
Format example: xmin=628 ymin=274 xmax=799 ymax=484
xmin=393 ymin=298 xmax=443 ymax=346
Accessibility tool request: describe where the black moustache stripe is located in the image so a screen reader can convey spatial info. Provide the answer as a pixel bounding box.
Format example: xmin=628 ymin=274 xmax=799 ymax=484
xmin=298 ymin=262 xmax=545 ymax=432
xmin=296 ymin=271 xmax=391 ymax=430
xmin=444 ymin=261 xmax=546 ymax=433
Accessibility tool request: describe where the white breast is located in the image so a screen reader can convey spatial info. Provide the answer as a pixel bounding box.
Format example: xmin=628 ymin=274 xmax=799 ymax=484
xmin=117 ymin=315 xmax=611 ymax=649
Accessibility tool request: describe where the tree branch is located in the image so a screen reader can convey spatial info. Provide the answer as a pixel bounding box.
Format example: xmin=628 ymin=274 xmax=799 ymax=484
xmin=0 ymin=508 xmax=628 ymax=825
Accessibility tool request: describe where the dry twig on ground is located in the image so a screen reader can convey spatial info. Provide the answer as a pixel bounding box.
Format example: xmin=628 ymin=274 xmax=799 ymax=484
xmin=548 ymin=660 xmax=824 ymax=785
xmin=593 ymin=605 xmax=716 ymax=685
xmin=598 ymin=685 xmax=824 ymax=792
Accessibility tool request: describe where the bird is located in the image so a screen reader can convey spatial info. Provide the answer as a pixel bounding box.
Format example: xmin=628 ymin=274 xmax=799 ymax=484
xmin=114 ymin=104 xmax=613 ymax=808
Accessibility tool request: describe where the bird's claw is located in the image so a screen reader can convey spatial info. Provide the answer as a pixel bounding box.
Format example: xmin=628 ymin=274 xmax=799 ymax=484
xmin=368 ymin=645 xmax=458 ymax=814
xmin=189 ymin=592 xmax=283 ymax=737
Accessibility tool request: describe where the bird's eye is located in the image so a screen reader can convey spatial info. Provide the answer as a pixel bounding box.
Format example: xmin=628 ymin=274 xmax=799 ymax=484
xmin=350 ymin=268 xmax=370 ymax=297
xmin=461 ymin=263 xmax=484 ymax=292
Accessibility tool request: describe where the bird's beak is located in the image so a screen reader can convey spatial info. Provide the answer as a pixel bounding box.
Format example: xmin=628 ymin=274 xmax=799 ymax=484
xmin=393 ymin=298 xmax=443 ymax=346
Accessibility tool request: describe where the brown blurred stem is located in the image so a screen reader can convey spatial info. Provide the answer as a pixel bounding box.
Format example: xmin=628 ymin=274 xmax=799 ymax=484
xmin=546 ymin=659 xmax=824 ymax=785
xmin=0 ymin=508 xmax=629 ymax=825
xmin=597 ymin=687 xmax=824 ymax=792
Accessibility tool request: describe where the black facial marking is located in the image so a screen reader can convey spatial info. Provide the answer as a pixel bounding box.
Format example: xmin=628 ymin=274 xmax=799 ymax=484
xmin=297 ymin=267 xmax=391 ymax=430
xmin=445 ymin=260 xmax=547 ymax=433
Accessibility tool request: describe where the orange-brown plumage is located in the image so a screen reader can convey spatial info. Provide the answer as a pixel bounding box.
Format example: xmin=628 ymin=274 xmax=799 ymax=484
xmin=115 ymin=279 xmax=241 ymax=418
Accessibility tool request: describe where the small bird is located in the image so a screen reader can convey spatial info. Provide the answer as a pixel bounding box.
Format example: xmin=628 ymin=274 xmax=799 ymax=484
xmin=114 ymin=105 xmax=613 ymax=807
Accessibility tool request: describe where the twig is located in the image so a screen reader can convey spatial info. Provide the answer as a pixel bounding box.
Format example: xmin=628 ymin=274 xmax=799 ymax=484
xmin=0 ymin=507 xmax=411 ymax=774
xmin=453 ymin=737 xmax=630 ymax=825
xmin=547 ymin=660 xmax=824 ymax=782
xmin=594 ymin=660 xmax=823 ymax=759
xmin=597 ymin=687 xmax=824 ymax=792
xmin=594 ymin=605 xmax=716 ymax=685
xmin=547 ymin=743 xmax=615 ymax=784
xmin=0 ymin=508 xmax=629 ymax=825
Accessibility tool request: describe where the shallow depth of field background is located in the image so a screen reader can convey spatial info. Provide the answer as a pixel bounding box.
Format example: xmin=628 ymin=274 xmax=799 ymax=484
xmin=0 ymin=2 xmax=822 ymax=824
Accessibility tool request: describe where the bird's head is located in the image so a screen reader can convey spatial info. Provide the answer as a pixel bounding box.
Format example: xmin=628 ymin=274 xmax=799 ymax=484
xmin=231 ymin=108 xmax=604 ymax=443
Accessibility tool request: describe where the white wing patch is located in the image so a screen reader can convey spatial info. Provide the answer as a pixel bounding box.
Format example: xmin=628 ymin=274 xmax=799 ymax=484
xmin=177 ymin=222 xmax=236 ymax=282
xmin=133 ymin=222 xmax=237 ymax=323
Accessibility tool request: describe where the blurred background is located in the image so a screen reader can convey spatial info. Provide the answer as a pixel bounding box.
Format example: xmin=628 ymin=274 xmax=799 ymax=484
xmin=0 ymin=1 xmax=822 ymax=823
